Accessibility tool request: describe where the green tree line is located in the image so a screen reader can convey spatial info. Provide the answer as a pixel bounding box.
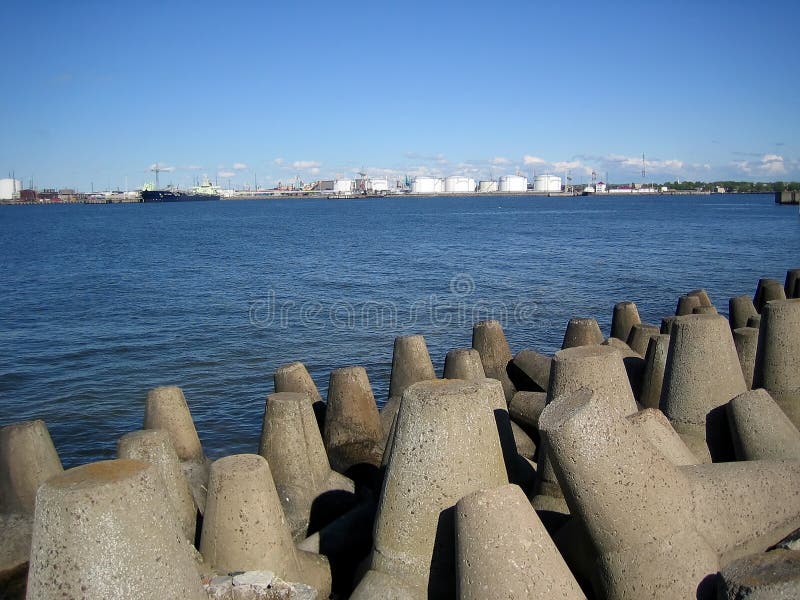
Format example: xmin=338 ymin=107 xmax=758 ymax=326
xmin=660 ymin=181 xmax=800 ymax=192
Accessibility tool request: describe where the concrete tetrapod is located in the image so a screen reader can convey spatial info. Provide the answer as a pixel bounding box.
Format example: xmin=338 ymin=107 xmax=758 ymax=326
xmin=561 ymin=317 xmax=604 ymax=349
xmin=610 ymin=300 xmax=641 ymax=342
xmin=381 ymin=334 xmax=437 ymax=442
xmin=26 ymin=459 xmax=206 ymax=600
xmin=509 ymin=348 xmax=552 ymax=392
xmin=726 ymin=388 xmax=800 ymax=461
xmin=785 ymin=268 xmax=800 ymax=298
xmin=532 ymin=345 xmax=638 ymax=512
xmin=729 ymin=295 xmax=759 ymax=330
xmin=539 ymin=389 xmax=720 ymax=600
xmin=639 ymin=334 xmax=670 ymax=409
xmin=200 ymin=454 xmax=331 ymax=597
xmin=687 ymin=288 xmax=713 ymax=307
xmin=508 ymin=390 xmax=547 ymax=433
xmin=143 ymin=385 xmax=204 ymax=462
xmin=626 ymin=323 xmax=660 ymax=357
xmin=274 ymin=361 xmax=326 ymax=431
xmin=259 ymin=391 xmax=355 ymax=540
xmin=117 ymin=429 xmax=197 ymax=542
xmin=472 ymin=320 xmax=516 ymax=402
xmin=660 ymin=315 xmax=678 ymax=335
xmin=747 ymin=314 xmax=761 ymax=329
xmin=455 ymin=484 xmax=585 ymax=600
xmin=733 ymin=326 xmax=759 ymax=390
xmin=675 ymin=294 xmax=702 ymax=316
xmin=627 ymin=409 xmax=698 ymax=466
xmin=754 ymin=277 xmax=786 ymax=312
xmin=442 ymin=348 xmax=486 ymax=380
xmin=323 ymin=366 xmax=384 ymax=473
xmin=0 ymin=420 xmax=62 ymax=515
xmin=352 ymin=379 xmax=508 ymax=599
xmin=693 ymin=305 xmax=718 ymax=315
xmin=660 ymin=314 xmax=746 ymax=462
xmin=753 ymin=298 xmax=800 ymax=427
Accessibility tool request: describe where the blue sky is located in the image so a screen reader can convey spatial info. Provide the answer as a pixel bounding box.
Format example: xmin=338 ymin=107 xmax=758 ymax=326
xmin=2 ymin=0 xmax=799 ymax=190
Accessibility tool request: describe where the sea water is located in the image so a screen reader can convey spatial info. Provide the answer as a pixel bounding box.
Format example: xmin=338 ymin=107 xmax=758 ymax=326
xmin=0 ymin=194 xmax=797 ymax=467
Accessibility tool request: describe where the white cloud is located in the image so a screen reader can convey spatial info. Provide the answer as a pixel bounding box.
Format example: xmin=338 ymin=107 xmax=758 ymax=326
xmin=523 ymin=155 xmax=546 ymax=165
xmin=273 ymin=157 xmax=284 ymax=166
xmin=233 ymin=163 xmax=248 ymax=170
xmin=490 ymin=157 xmax=510 ymax=165
xmin=148 ymin=163 xmax=175 ymax=173
xmin=292 ymin=160 xmax=321 ymax=169
xmin=761 ymin=154 xmax=785 ymax=175
xmin=218 ymin=170 xmax=236 ymax=178
xmin=183 ymin=164 xmax=203 ymax=170
xmin=309 ymin=167 xmax=320 ymax=175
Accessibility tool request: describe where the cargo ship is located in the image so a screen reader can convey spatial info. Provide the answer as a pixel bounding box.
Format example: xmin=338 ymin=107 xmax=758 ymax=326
xmin=140 ymin=176 xmax=221 ymax=202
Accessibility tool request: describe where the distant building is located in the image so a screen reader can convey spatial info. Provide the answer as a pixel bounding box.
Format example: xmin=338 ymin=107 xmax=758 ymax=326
xmin=0 ymin=178 xmax=21 ymax=200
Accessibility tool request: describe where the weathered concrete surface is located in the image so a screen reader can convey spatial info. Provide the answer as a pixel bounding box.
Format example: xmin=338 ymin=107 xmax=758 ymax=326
xmin=717 ymin=549 xmax=800 ymax=600
xmin=442 ymin=348 xmax=485 ymax=380
xmin=0 ymin=420 xmax=62 ymax=515
xmin=117 ymin=429 xmax=197 ymax=542
xmin=627 ymin=409 xmax=699 ymax=465
xmin=0 ymin=512 xmax=31 ymax=589
xmin=626 ymin=323 xmax=660 ymax=357
xmin=357 ymin=380 xmax=507 ymax=598
xmin=639 ymin=334 xmax=670 ymax=410
xmin=733 ymin=327 xmax=759 ymax=390
xmin=753 ymin=299 xmax=800 ymax=428
xmin=26 ymin=459 xmax=206 ymax=600
xmin=539 ymin=389 xmax=719 ymax=600
xmin=561 ymin=317 xmax=604 ymax=350
xmin=754 ymin=278 xmax=786 ymax=312
xmin=688 ymin=288 xmax=714 ymax=307
xmin=693 ymin=305 xmax=718 ymax=315
xmin=509 ymin=349 xmax=551 ymax=392
xmin=200 ymin=454 xmax=331 ymax=597
xmin=274 ymin=361 xmax=326 ymax=432
xmin=203 ymin=571 xmax=320 ymax=600
xmin=730 ymin=295 xmax=759 ymax=330
xmin=661 ymin=315 xmax=678 ymax=335
xmin=508 ymin=390 xmax=547 ymax=433
xmin=510 ymin=420 xmax=537 ymax=460
xmin=258 ymin=392 xmax=356 ymax=540
xmin=727 ymin=389 xmax=800 ymax=461
xmin=455 ymin=484 xmax=584 ymax=600
xmin=660 ymin=314 xmax=746 ymax=462
xmin=323 ymin=366 xmax=383 ymax=473
xmin=144 ymin=386 xmax=204 ymax=462
xmin=786 ymin=268 xmax=800 ymax=298
xmin=472 ymin=320 xmax=516 ymax=401
xmin=610 ymin=300 xmax=641 ymax=343
xmin=747 ymin=315 xmax=762 ymax=329
xmin=676 ymin=294 xmax=702 ymax=316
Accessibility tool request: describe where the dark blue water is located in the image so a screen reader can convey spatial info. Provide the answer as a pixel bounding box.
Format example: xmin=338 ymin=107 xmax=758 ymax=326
xmin=0 ymin=194 xmax=797 ymax=467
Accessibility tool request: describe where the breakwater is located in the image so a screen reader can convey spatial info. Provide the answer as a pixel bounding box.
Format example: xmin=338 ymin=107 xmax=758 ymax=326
xmin=2 ymin=269 xmax=800 ymax=598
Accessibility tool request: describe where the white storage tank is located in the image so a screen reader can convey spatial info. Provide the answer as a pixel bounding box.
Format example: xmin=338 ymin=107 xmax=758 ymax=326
xmin=369 ymin=178 xmax=389 ymax=193
xmin=412 ymin=176 xmax=439 ymax=194
xmin=0 ymin=178 xmax=21 ymax=200
xmin=478 ymin=180 xmax=498 ymax=193
xmin=533 ymin=174 xmax=562 ymax=192
xmin=333 ymin=179 xmax=353 ymax=194
xmin=444 ymin=176 xmax=476 ymax=193
xmin=498 ymin=175 xmax=527 ymax=192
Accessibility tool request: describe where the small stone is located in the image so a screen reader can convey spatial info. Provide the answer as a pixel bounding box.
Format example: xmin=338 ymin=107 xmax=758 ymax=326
xmin=232 ymin=570 xmax=275 ymax=588
xmin=718 ymin=549 xmax=800 ymax=599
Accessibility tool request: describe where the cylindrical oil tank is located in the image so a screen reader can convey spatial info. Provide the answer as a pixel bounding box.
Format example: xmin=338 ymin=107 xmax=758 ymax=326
xmin=533 ymin=174 xmax=562 ymax=192
xmin=444 ymin=176 xmax=476 ymax=193
xmin=333 ymin=179 xmax=353 ymax=193
xmin=478 ymin=180 xmax=498 ymax=192
xmin=370 ymin=178 xmax=389 ymax=192
xmin=0 ymin=179 xmax=21 ymax=201
xmin=412 ymin=176 xmax=438 ymax=194
xmin=498 ymin=175 xmax=527 ymax=192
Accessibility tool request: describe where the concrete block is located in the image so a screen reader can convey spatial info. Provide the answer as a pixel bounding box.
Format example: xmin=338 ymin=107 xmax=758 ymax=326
xmin=508 ymin=391 xmax=547 ymax=432
xmin=26 ymin=459 xmax=206 ymax=600
xmin=509 ymin=349 xmax=551 ymax=392
xmin=660 ymin=314 xmax=746 ymax=462
xmin=455 ymin=484 xmax=584 ymax=600
xmin=733 ymin=327 xmax=759 ymax=390
xmin=472 ymin=320 xmax=516 ymax=401
xmin=323 ymin=366 xmax=383 ymax=473
xmin=754 ymin=278 xmax=786 ymax=313
xmin=258 ymin=392 xmax=356 ymax=540
xmin=274 ymin=361 xmax=326 ymax=431
xmin=640 ymin=334 xmax=670 ymax=410
xmin=0 ymin=420 xmax=62 ymax=515
xmin=627 ymin=408 xmax=699 ymax=465
xmin=729 ymin=295 xmax=759 ymax=330
xmin=117 ymin=429 xmax=197 ymax=542
xmin=610 ymin=301 xmax=641 ymax=342
xmin=626 ymin=323 xmax=660 ymax=356
xmin=676 ymin=294 xmax=702 ymax=315
xmin=661 ymin=315 xmax=678 ymax=335
xmin=200 ymin=454 xmax=331 ymax=597
xmin=144 ymin=386 xmax=204 ymax=462
xmin=442 ymin=348 xmax=485 ymax=380
xmin=693 ymin=305 xmax=719 ymax=315
xmin=561 ymin=317 xmax=604 ymax=349
xmin=786 ymin=268 xmax=800 ymax=298
xmin=747 ymin=315 xmax=762 ymax=329
xmin=688 ymin=288 xmax=714 ymax=307
xmin=753 ymin=299 xmax=800 ymax=427
xmin=358 ymin=379 xmax=507 ymax=598
xmin=727 ymin=389 xmax=800 ymax=461
xmin=718 ymin=549 xmax=800 ymax=599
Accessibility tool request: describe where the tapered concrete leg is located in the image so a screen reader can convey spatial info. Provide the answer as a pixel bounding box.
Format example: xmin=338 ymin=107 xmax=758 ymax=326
xmin=785 ymin=268 xmax=800 ymax=298
xmin=676 ymin=294 xmax=701 ymax=315
xmin=455 ymin=484 xmax=584 ymax=600
xmin=200 ymin=454 xmax=331 ymax=597
xmin=747 ymin=314 xmax=762 ymax=329
xmin=733 ymin=326 xmax=759 ymax=390
xmin=627 ymin=409 xmax=698 ymax=465
xmin=729 ymin=295 xmax=758 ymax=330
xmin=753 ymin=299 xmax=800 ymax=427
xmin=27 ymin=459 xmax=206 ymax=600
xmin=143 ymin=386 xmax=204 ymax=462
xmin=509 ymin=349 xmax=551 ymax=392
xmin=508 ymin=390 xmax=547 ymax=432
xmin=693 ymin=305 xmax=718 ymax=315
xmin=688 ymin=288 xmax=713 ymax=307
xmin=117 ymin=429 xmax=196 ymax=542
xmin=539 ymin=389 xmax=719 ymax=600
xmin=660 ymin=314 xmax=746 ymax=462
xmin=561 ymin=317 xmax=604 ymax=349
xmin=259 ymin=392 xmax=356 ymax=540
xmin=754 ymin=278 xmax=786 ymax=312
xmin=357 ymin=380 xmax=508 ymax=598
xmin=639 ymin=334 xmax=669 ymax=409
xmin=323 ymin=366 xmax=383 ymax=473
xmin=660 ymin=315 xmax=678 ymax=335
xmin=274 ymin=361 xmax=326 ymax=430
xmin=610 ymin=301 xmax=641 ymax=342
xmin=442 ymin=348 xmax=486 ymax=380
xmin=718 ymin=549 xmax=800 ymax=598
xmin=626 ymin=323 xmax=660 ymax=357
xmin=0 ymin=420 xmax=62 ymax=515
xmin=727 ymin=389 xmax=800 ymax=461
xmin=472 ymin=320 xmax=516 ymax=401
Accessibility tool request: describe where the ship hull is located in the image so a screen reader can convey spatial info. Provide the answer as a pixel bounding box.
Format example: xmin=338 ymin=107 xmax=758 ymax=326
xmin=141 ymin=190 xmax=220 ymax=202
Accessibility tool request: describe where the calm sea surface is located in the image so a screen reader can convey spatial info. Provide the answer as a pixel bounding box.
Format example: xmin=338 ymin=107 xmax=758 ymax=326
xmin=0 ymin=194 xmax=797 ymax=467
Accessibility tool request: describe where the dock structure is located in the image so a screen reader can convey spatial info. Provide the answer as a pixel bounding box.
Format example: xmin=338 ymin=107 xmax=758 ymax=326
xmin=775 ymin=190 xmax=800 ymax=204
